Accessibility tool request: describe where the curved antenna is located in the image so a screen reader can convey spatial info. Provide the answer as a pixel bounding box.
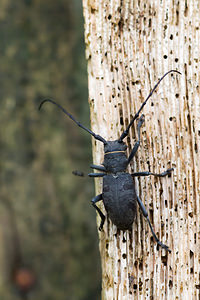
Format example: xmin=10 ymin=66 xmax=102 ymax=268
xmin=119 ymin=70 xmax=181 ymax=142
xmin=39 ymin=99 xmax=107 ymax=145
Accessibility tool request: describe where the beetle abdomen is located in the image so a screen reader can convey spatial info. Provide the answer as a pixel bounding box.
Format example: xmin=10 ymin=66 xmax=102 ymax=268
xmin=102 ymin=173 xmax=137 ymax=230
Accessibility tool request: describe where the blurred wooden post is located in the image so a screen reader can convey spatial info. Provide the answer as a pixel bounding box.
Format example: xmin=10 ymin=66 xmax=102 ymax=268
xmin=82 ymin=1 xmax=200 ymax=299
xmin=0 ymin=197 xmax=19 ymax=298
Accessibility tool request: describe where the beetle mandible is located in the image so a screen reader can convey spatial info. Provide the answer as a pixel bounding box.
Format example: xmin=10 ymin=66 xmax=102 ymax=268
xmin=39 ymin=69 xmax=181 ymax=252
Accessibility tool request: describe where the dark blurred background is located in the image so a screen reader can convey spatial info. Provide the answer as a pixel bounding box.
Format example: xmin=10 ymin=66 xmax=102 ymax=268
xmin=0 ymin=1 xmax=101 ymax=299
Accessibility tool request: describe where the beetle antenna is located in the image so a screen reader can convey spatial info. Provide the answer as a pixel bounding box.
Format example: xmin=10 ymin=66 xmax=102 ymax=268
xmin=118 ymin=69 xmax=181 ymax=141
xmin=39 ymin=99 xmax=107 ymax=145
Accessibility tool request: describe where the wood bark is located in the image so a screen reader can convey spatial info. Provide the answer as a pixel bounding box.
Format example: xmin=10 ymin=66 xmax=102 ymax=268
xmin=82 ymin=1 xmax=200 ymax=299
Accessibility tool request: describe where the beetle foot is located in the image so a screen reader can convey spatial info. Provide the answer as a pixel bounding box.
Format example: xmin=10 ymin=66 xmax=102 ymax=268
xmin=159 ymin=168 xmax=174 ymax=177
xmin=98 ymin=218 xmax=105 ymax=231
xmin=138 ymin=114 xmax=145 ymax=128
xmin=166 ymin=167 xmax=174 ymax=174
xmin=157 ymin=241 xmax=171 ymax=253
xmin=99 ymin=224 xmax=103 ymax=231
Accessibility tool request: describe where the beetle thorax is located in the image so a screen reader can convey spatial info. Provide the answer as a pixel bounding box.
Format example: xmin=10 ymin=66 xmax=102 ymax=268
xmin=102 ymin=140 xmax=128 ymax=173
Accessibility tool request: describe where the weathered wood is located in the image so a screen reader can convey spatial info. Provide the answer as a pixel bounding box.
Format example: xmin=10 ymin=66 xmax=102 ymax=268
xmin=82 ymin=1 xmax=200 ymax=299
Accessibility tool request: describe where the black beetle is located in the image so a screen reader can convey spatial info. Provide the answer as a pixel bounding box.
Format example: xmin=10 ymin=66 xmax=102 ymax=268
xmin=39 ymin=69 xmax=181 ymax=252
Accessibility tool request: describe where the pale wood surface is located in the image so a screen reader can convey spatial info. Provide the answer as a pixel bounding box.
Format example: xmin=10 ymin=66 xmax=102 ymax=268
xmin=83 ymin=1 xmax=200 ymax=299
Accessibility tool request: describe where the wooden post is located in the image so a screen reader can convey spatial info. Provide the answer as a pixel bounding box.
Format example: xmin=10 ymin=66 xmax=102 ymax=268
xmin=82 ymin=1 xmax=200 ymax=299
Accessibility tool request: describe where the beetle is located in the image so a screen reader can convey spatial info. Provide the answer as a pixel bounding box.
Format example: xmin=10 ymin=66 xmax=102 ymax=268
xmin=39 ymin=69 xmax=181 ymax=252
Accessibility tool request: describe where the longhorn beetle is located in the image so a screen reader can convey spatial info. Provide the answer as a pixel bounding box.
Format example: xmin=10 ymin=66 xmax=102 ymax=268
xmin=39 ymin=69 xmax=181 ymax=252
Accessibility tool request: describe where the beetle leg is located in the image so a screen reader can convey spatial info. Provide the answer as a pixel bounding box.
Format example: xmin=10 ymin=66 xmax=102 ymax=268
xmin=91 ymin=194 xmax=105 ymax=231
xmin=72 ymin=170 xmax=85 ymax=177
xmin=88 ymin=173 xmax=106 ymax=177
xmin=132 ymin=168 xmax=174 ymax=177
xmin=127 ymin=115 xmax=145 ymax=164
xmin=90 ymin=164 xmax=106 ymax=171
xmin=136 ymin=195 xmax=171 ymax=252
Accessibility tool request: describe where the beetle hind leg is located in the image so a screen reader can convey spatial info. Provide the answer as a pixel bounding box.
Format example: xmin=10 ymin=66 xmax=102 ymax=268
xmin=146 ymin=215 xmax=171 ymax=252
xmin=91 ymin=194 xmax=105 ymax=231
xmin=136 ymin=195 xmax=171 ymax=252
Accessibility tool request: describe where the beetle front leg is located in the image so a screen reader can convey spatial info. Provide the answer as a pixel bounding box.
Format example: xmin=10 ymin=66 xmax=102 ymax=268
xmin=132 ymin=168 xmax=174 ymax=177
xmin=136 ymin=195 xmax=171 ymax=252
xmin=127 ymin=114 xmax=145 ymax=164
xmin=91 ymin=194 xmax=105 ymax=231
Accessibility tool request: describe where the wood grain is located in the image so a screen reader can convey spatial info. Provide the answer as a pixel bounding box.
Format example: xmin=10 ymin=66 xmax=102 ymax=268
xmin=83 ymin=1 xmax=200 ymax=299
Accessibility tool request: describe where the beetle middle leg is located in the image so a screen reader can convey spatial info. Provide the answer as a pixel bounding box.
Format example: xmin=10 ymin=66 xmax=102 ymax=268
xmin=91 ymin=194 xmax=105 ymax=231
xmin=88 ymin=173 xmax=106 ymax=177
xmin=90 ymin=164 xmax=106 ymax=171
xmin=132 ymin=168 xmax=174 ymax=177
xmin=89 ymin=164 xmax=107 ymax=177
xmin=136 ymin=195 xmax=171 ymax=252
